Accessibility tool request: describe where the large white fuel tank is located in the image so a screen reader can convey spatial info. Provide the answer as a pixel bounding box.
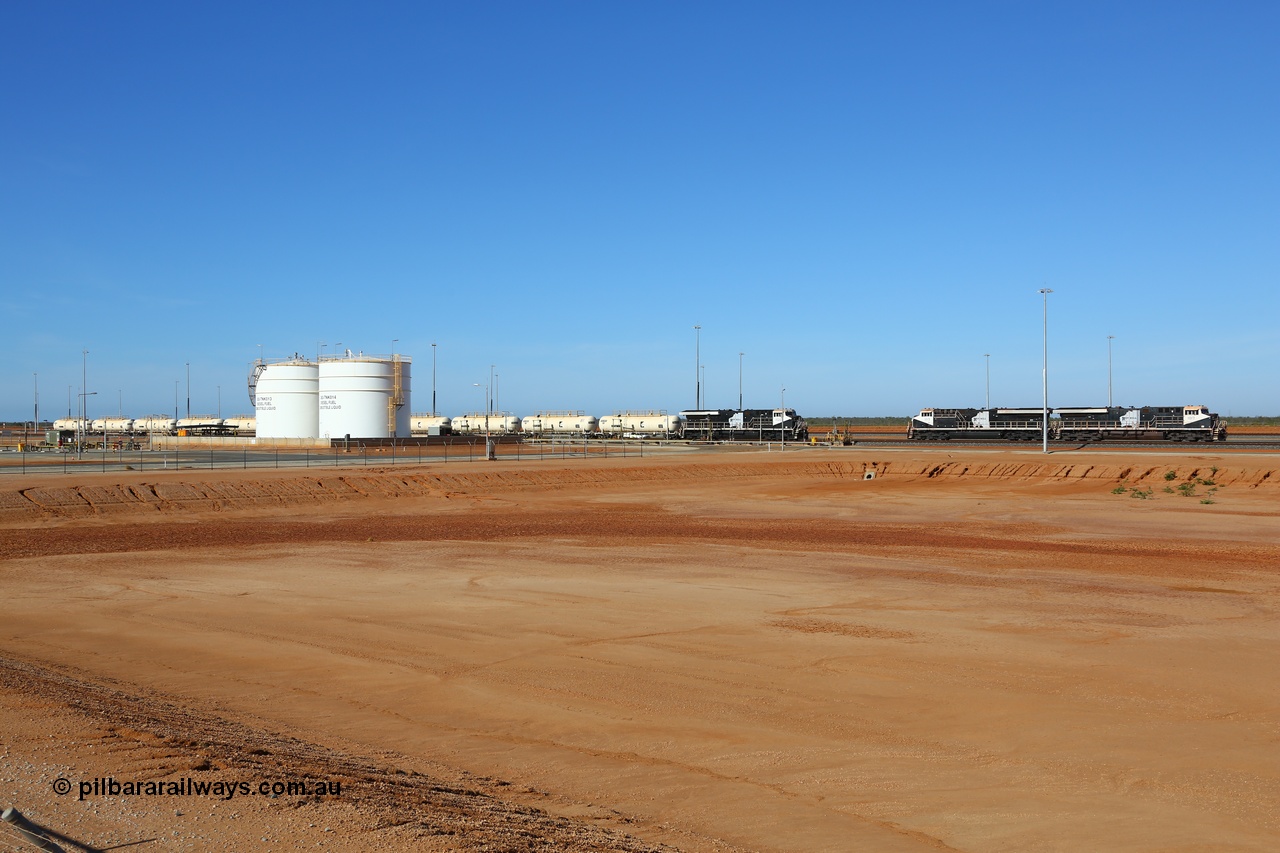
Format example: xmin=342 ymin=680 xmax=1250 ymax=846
xmin=318 ymin=356 xmax=411 ymax=439
xmin=254 ymin=360 xmax=320 ymax=438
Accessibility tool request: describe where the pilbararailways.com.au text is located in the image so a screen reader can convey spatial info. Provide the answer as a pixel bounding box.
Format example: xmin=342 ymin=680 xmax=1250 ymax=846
xmin=55 ymin=776 xmax=343 ymax=801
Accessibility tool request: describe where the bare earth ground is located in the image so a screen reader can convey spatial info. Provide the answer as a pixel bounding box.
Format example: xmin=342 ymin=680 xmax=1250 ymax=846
xmin=1 ymin=446 xmax=1277 ymax=852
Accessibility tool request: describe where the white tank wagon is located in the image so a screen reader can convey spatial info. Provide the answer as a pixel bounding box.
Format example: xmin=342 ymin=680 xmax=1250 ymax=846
xmin=521 ymin=411 xmax=599 ymax=436
xmin=90 ymin=418 xmax=108 ymax=432
xmin=410 ymin=415 xmax=452 ymax=435
xmin=52 ymin=418 xmax=86 ymax=432
xmin=134 ymin=416 xmax=177 ymax=433
xmin=103 ymin=417 xmax=135 ymax=433
xmin=223 ymin=415 xmax=257 ymax=433
xmin=318 ymin=355 xmax=411 ymax=439
xmin=252 ymin=359 xmax=320 ymax=439
xmin=598 ymin=411 xmax=682 ymax=438
xmin=451 ymin=413 xmax=521 ymax=435
xmin=177 ymin=416 xmax=226 ymax=433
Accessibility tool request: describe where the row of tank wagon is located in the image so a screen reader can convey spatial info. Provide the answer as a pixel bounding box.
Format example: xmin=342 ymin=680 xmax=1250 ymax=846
xmin=427 ymin=408 xmax=809 ymax=441
xmin=908 ymin=405 xmax=1226 ymax=442
xmin=49 ymin=416 xmax=256 ymax=437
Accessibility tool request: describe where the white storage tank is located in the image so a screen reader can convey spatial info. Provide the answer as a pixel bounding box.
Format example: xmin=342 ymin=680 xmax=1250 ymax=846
xmin=103 ymin=417 xmax=135 ymax=433
xmin=318 ymin=355 xmax=411 ymax=439
xmin=254 ymin=359 xmax=320 ymax=439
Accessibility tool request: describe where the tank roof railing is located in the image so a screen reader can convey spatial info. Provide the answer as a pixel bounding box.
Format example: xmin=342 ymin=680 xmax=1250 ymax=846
xmin=609 ymin=409 xmax=669 ymax=416
xmin=533 ymin=410 xmax=586 ymax=417
xmin=316 ymin=352 xmax=412 ymax=363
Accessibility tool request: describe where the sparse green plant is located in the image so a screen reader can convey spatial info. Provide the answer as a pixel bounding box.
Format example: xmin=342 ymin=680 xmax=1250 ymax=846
xmin=1210 ymin=466 xmax=1219 ymax=476
xmin=1196 ymin=477 xmax=1215 ymax=486
xmin=1177 ymin=482 xmax=1197 ymax=497
xmin=1200 ymin=497 xmax=1215 ymax=505
xmin=1111 ymin=485 xmax=1128 ymax=495
xmin=1129 ymin=487 xmax=1152 ymax=499
xmin=1163 ymin=486 xmax=1174 ymax=494
xmin=1164 ymin=470 xmax=1177 ymax=481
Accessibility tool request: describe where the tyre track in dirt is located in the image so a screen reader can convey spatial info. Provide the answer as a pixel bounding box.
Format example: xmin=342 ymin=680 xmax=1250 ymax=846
xmin=0 ymin=654 xmax=676 ymax=852
xmin=3 ymin=457 xmax=1276 ymax=524
xmin=3 ymin=505 xmax=1276 ymax=579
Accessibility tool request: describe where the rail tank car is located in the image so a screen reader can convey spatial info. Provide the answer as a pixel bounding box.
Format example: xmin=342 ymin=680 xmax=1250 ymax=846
xmin=598 ymin=412 xmax=681 ymax=438
xmin=521 ymin=412 xmax=598 ymax=436
xmin=223 ymin=415 xmax=257 ymax=433
xmin=451 ymin=413 xmax=521 ymax=435
xmin=410 ymin=415 xmax=452 ymax=435
xmin=134 ymin=416 xmax=177 ymax=433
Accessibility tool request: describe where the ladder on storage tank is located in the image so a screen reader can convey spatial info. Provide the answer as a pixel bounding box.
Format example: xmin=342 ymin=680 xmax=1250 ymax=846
xmin=387 ymin=355 xmax=405 ymax=436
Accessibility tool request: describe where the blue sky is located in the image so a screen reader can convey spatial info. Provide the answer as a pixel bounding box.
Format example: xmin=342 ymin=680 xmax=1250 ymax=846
xmin=3 ymin=1 xmax=1276 ymax=420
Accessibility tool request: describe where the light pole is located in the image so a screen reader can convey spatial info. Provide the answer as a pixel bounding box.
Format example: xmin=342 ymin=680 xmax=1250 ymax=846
xmin=174 ymin=380 xmax=179 ymax=420
xmin=77 ymin=392 xmax=97 ymax=460
xmin=185 ymin=361 xmax=190 ymax=419
xmin=1107 ymin=335 xmax=1115 ymax=407
xmin=318 ymin=340 xmax=326 ymax=361
xmin=700 ymin=365 xmax=705 ymax=406
xmin=495 ymin=372 xmax=500 ymax=415
xmin=738 ymin=352 xmax=744 ymax=411
xmin=1039 ymin=288 xmax=1053 ymax=453
xmin=474 ymin=381 xmax=493 ymax=458
xmin=33 ymin=373 xmax=38 ymax=434
xmin=431 ymin=342 xmax=437 ymax=416
xmin=780 ymin=386 xmax=786 ymax=451
xmin=80 ymin=349 xmax=88 ymax=456
xmin=984 ymin=353 xmax=991 ymax=409
xmin=392 ymin=339 xmax=398 ymax=356
xmin=693 ymin=325 xmax=701 ymax=408
xmin=489 ymin=365 xmax=495 ymax=417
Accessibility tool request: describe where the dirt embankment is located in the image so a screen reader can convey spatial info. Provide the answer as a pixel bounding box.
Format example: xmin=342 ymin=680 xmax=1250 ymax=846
xmin=1 ymin=453 xmax=1276 ymax=524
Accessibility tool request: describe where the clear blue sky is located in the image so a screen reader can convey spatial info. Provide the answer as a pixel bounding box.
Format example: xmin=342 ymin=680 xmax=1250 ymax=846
xmin=3 ymin=1 xmax=1276 ymax=420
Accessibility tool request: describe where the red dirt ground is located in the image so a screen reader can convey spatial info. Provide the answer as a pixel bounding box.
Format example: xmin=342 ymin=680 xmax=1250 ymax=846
xmin=1 ymin=446 xmax=1277 ymax=852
